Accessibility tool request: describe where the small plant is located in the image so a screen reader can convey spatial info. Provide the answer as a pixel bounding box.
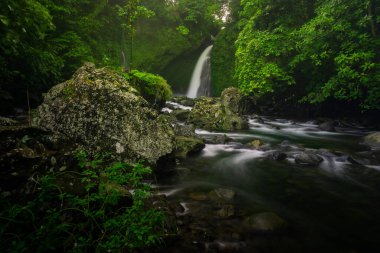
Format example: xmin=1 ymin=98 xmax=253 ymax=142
xmin=0 ymin=150 xmax=165 ymax=252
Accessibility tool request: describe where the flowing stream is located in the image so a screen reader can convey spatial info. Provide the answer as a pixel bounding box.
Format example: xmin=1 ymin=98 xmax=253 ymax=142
xmin=187 ymin=46 xmax=213 ymax=98
xmin=157 ymin=114 xmax=380 ymax=253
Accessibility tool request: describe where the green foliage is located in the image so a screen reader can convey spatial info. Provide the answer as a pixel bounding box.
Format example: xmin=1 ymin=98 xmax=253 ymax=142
xmin=211 ymin=24 xmax=239 ymax=96
xmin=0 ymin=151 xmax=164 ymax=252
xmin=124 ymin=70 xmax=173 ymax=107
xmin=176 ymin=25 xmax=190 ymax=36
xmin=234 ymin=0 xmax=380 ymax=110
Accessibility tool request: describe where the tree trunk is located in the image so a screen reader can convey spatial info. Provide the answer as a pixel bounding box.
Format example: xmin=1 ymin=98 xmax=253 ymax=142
xmin=368 ymin=1 xmax=377 ymax=37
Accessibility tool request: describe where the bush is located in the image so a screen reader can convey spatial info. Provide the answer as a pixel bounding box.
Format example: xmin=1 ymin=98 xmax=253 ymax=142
xmin=0 ymin=151 xmax=165 ymax=252
xmin=124 ymin=70 xmax=173 ymax=109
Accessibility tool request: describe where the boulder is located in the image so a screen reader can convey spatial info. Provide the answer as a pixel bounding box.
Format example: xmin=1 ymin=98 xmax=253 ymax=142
xmin=215 ymin=204 xmax=235 ymax=218
xmin=175 ymin=136 xmax=205 ymax=159
xmin=265 ymin=151 xmax=287 ymax=161
xmin=319 ymin=121 xmax=336 ymax=132
xmin=172 ymin=109 xmax=191 ymax=121
xmin=0 ymin=117 xmax=18 ymax=126
xmin=221 ymin=87 xmax=255 ymax=115
xmin=173 ymin=124 xmax=197 ymax=138
xmin=295 ymin=152 xmax=323 ymax=166
xmin=212 ymin=134 xmax=233 ymax=144
xmin=208 ymin=188 xmax=236 ymax=202
xmin=172 ymin=96 xmax=195 ymax=107
xmin=248 ymin=139 xmax=264 ymax=149
xmin=33 ymin=63 xmax=175 ymax=164
xmin=364 ymin=132 xmax=380 ymax=146
xmin=221 ymin=87 xmax=242 ymax=114
xmin=244 ymin=212 xmax=287 ymax=233
xmin=187 ymin=96 xmax=248 ymax=131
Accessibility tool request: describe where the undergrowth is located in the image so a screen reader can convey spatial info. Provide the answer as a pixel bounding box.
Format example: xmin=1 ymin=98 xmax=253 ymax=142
xmin=0 ymin=151 xmax=165 ymax=252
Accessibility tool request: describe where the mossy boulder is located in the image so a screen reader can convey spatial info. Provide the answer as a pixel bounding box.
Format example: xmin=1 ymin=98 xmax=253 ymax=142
xmin=364 ymin=132 xmax=380 ymax=147
xmin=33 ymin=63 xmax=175 ymax=164
xmin=187 ymin=96 xmax=248 ymax=131
xmin=175 ymin=136 xmax=205 ymax=159
xmin=221 ymin=87 xmax=242 ymax=114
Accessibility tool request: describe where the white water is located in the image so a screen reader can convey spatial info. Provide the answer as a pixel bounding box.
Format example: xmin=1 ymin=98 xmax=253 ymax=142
xmin=187 ymin=45 xmax=213 ymax=98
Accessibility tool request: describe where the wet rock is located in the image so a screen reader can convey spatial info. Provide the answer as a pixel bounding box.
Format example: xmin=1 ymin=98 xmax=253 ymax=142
xmin=173 ymin=124 xmax=197 ymax=138
xmin=209 ymin=188 xmax=236 ymax=202
xmin=33 ymin=63 xmax=175 ymax=164
xmin=348 ymin=156 xmax=371 ymax=166
xmin=0 ymin=117 xmax=18 ymax=126
xmin=364 ymin=132 xmax=380 ymax=147
xmin=294 ymin=152 xmax=323 ymax=166
xmin=172 ymin=109 xmax=191 ymax=121
xmin=189 ymin=192 xmax=208 ymax=201
xmin=215 ymin=205 xmax=235 ymax=219
xmin=319 ymin=121 xmax=336 ymax=132
xmin=212 ymin=134 xmax=233 ymax=144
xmin=247 ymin=139 xmax=264 ymax=149
xmin=188 ymin=95 xmax=248 ymax=131
xmin=265 ymin=151 xmax=287 ymax=161
xmin=172 ymin=96 xmax=195 ymax=107
xmin=175 ymin=136 xmax=205 ymax=159
xmin=244 ymin=212 xmax=287 ymax=233
xmin=221 ymin=87 xmax=242 ymax=115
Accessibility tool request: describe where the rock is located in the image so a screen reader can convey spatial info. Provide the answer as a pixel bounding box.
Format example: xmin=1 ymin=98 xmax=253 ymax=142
xmin=215 ymin=205 xmax=235 ymax=218
xmin=265 ymin=151 xmax=287 ymax=161
xmin=173 ymin=124 xmax=197 ymax=138
xmin=172 ymin=96 xmax=195 ymax=107
xmin=295 ymin=152 xmax=323 ymax=166
xmin=172 ymin=109 xmax=191 ymax=121
xmin=188 ymin=96 xmax=248 ymax=131
xmin=33 ymin=63 xmax=175 ymax=164
xmin=189 ymin=192 xmax=208 ymax=201
xmin=212 ymin=134 xmax=233 ymax=144
xmin=209 ymin=188 xmax=236 ymax=202
xmin=221 ymin=87 xmax=242 ymax=115
xmin=319 ymin=121 xmax=336 ymax=132
xmin=175 ymin=136 xmax=205 ymax=159
xmin=348 ymin=156 xmax=371 ymax=166
xmin=248 ymin=139 xmax=264 ymax=149
xmin=364 ymin=132 xmax=380 ymax=146
xmin=0 ymin=117 xmax=18 ymax=126
xmin=221 ymin=87 xmax=255 ymax=115
xmin=244 ymin=212 xmax=287 ymax=233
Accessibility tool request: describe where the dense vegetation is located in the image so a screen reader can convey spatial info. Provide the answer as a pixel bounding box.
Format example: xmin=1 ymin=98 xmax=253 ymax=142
xmin=0 ymin=151 xmax=165 ymax=252
xmin=0 ymin=0 xmax=227 ymax=113
xmin=230 ymin=0 xmax=379 ymax=111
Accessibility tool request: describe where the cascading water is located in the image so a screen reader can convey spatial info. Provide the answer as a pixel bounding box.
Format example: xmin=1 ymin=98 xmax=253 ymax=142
xmin=187 ymin=45 xmax=213 ymax=98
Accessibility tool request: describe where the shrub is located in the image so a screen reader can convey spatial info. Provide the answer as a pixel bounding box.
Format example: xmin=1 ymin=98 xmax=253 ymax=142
xmin=0 ymin=151 xmax=165 ymax=252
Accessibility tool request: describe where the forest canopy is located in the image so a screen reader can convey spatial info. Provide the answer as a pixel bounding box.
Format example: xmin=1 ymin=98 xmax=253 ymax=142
xmin=234 ymin=0 xmax=380 ymax=110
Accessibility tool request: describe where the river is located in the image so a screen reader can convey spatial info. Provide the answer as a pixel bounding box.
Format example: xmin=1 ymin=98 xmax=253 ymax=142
xmin=157 ymin=114 xmax=380 ymax=253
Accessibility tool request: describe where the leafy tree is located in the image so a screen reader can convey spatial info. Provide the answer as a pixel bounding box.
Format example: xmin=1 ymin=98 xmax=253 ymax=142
xmin=235 ymin=0 xmax=380 ymax=110
xmin=117 ymin=0 xmax=155 ymax=70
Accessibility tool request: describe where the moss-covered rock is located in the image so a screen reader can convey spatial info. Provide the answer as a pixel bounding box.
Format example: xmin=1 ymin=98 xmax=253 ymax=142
xmin=172 ymin=109 xmax=191 ymax=122
xmin=187 ymin=94 xmax=248 ymax=131
xmin=33 ymin=63 xmax=175 ymax=164
xmin=364 ymin=132 xmax=380 ymax=146
xmin=175 ymin=136 xmax=205 ymax=159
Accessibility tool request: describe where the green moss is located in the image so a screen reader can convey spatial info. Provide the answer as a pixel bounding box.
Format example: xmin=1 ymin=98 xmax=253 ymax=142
xmin=123 ymin=70 xmax=173 ymax=108
xmin=62 ymin=85 xmax=75 ymax=99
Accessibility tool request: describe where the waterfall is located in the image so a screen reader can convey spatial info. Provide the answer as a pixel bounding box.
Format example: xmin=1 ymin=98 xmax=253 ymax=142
xmin=187 ymin=45 xmax=213 ymax=98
